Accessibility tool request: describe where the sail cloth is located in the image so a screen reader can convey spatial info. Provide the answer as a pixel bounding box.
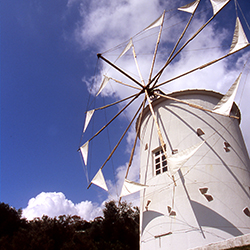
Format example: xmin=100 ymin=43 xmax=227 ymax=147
xmin=83 ymin=109 xmax=95 ymax=133
xmin=80 ymin=141 xmax=89 ymax=165
xmin=117 ymin=39 xmax=133 ymax=59
xmin=120 ymin=179 xmax=147 ymax=197
xmin=143 ymin=12 xmax=164 ymax=32
xmin=229 ymin=17 xmax=249 ymax=54
xmin=96 ymin=75 xmax=111 ymax=96
xmin=212 ymin=73 xmax=242 ymax=116
xmin=90 ymin=169 xmax=108 ymax=191
xmin=209 ymin=0 xmax=230 ymax=15
xmin=178 ymin=0 xmax=200 ymax=14
xmin=168 ymin=141 xmax=205 ymax=176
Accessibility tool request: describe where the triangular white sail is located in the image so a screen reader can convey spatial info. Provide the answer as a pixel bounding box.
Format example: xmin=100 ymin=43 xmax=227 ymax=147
xmin=212 ymin=73 xmax=242 ymax=116
xmin=117 ymin=39 xmax=133 ymax=59
xmin=209 ymin=0 xmax=230 ymax=15
xmin=144 ymin=12 xmax=164 ymax=32
xmin=120 ymin=179 xmax=147 ymax=197
xmin=83 ymin=109 xmax=95 ymax=133
xmin=80 ymin=141 xmax=89 ymax=165
xmin=168 ymin=141 xmax=204 ymax=176
xmin=178 ymin=0 xmax=200 ymax=14
xmin=229 ymin=17 xmax=249 ymax=54
xmin=91 ymin=169 xmax=108 ymax=191
xmin=96 ymin=75 xmax=110 ymax=96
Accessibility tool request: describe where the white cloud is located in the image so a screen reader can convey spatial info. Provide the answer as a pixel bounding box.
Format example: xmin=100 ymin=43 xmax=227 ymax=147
xmin=22 ymin=192 xmax=103 ymax=221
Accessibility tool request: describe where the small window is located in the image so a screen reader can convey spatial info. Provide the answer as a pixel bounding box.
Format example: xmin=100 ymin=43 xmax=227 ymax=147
xmin=224 ymin=141 xmax=231 ymax=152
xmin=204 ymin=194 xmax=213 ymax=202
xmin=172 ymin=149 xmax=178 ymax=155
xmin=197 ymin=128 xmax=205 ymax=136
xmin=167 ymin=206 xmax=176 ymax=216
xmin=243 ymin=207 xmax=250 ymax=217
xmin=199 ymin=187 xmax=208 ymax=195
xmin=199 ymin=187 xmax=213 ymax=202
xmin=153 ymin=147 xmax=168 ymax=176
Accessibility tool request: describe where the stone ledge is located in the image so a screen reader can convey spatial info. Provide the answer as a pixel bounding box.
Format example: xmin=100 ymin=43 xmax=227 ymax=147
xmin=189 ymin=234 xmax=250 ymax=250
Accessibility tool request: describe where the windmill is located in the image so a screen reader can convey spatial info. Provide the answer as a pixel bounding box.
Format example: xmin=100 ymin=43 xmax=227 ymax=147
xmin=79 ymin=0 xmax=250 ymax=249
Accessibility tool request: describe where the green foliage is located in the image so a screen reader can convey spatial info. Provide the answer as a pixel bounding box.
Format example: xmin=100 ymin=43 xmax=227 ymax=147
xmin=0 ymin=201 xmax=139 ymax=250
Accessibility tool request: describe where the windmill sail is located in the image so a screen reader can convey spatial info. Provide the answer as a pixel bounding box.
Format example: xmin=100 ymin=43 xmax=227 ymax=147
xmin=117 ymin=39 xmax=133 ymax=59
xmin=212 ymin=73 xmax=242 ymax=116
xmin=143 ymin=12 xmax=164 ymax=32
xmin=229 ymin=17 xmax=249 ymax=54
xmin=120 ymin=179 xmax=147 ymax=197
xmin=83 ymin=109 xmax=95 ymax=133
xmin=80 ymin=141 xmax=89 ymax=166
xmin=209 ymin=0 xmax=230 ymax=15
xmin=90 ymin=169 xmax=108 ymax=191
xmin=178 ymin=0 xmax=200 ymax=14
xmin=168 ymin=141 xmax=204 ymax=176
xmin=96 ymin=75 xmax=111 ymax=96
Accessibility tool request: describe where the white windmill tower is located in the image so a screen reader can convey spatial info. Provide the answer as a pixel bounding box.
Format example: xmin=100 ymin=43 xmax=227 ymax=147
xmin=138 ymin=88 xmax=250 ymax=249
xmin=79 ymin=0 xmax=250 ymax=249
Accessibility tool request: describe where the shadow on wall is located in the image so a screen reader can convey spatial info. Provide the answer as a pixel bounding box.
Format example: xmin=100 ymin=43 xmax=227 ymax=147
xmin=141 ymin=202 xmax=243 ymax=238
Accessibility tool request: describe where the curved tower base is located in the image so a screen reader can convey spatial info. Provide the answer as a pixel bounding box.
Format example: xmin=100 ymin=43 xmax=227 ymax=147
xmin=139 ymin=90 xmax=250 ymax=250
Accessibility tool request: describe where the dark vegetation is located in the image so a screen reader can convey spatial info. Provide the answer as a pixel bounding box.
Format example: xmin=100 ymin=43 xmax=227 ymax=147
xmin=0 ymin=201 xmax=139 ymax=250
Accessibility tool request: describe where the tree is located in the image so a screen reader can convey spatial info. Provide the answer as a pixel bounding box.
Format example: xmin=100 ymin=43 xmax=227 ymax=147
xmin=0 ymin=201 xmax=139 ymax=250
xmin=0 ymin=203 xmax=26 ymax=238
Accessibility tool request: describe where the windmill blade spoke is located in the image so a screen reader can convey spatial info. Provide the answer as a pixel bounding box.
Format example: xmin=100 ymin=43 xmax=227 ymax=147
xmin=97 ymin=97 xmax=145 ymax=172
xmin=119 ymin=97 xmax=146 ymax=203
xmin=125 ymin=96 xmax=147 ymax=179
xmin=79 ymin=92 xmax=141 ymax=150
xmin=97 ymin=53 xmax=144 ymax=89
xmin=131 ymin=41 xmax=146 ymax=86
xmin=150 ymin=2 xmax=199 ymax=88
xmin=95 ymin=93 xmax=139 ymax=111
xmin=154 ymin=91 xmax=239 ymax=119
xmin=145 ymin=89 xmax=175 ymax=183
xmin=145 ymin=89 xmax=166 ymax=153
xmin=151 ymin=0 xmax=231 ymax=86
xmin=110 ymin=77 xmax=141 ymax=90
xmin=154 ymin=43 xmax=250 ymax=89
xmin=148 ymin=11 xmax=165 ymax=83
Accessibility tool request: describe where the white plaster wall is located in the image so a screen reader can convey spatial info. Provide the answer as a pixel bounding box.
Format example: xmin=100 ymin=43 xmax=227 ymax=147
xmin=139 ymin=90 xmax=250 ymax=250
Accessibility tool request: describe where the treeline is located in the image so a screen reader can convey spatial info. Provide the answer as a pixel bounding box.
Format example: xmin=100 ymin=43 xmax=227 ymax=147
xmin=0 ymin=201 xmax=139 ymax=250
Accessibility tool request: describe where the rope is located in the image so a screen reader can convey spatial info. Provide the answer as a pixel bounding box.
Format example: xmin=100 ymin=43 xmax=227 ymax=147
xmin=236 ymin=0 xmax=250 ymax=32
xmin=79 ymin=57 xmax=100 ymax=148
xmin=238 ymin=53 xmax=250 ymax=108
xmin=102 ymin=94 xmax=118 ymax=197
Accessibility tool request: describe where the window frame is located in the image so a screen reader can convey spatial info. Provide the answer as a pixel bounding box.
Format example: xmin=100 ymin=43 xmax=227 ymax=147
xmin=153 ymin=145 xmax=168 ymax=176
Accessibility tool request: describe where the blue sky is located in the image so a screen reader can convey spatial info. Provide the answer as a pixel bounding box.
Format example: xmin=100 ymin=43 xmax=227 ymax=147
xmin=1 ymin=0 xmax=250 ymax=220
